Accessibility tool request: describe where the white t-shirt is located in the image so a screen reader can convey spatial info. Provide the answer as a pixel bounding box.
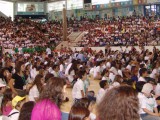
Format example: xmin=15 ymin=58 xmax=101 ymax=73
xmin=106 ymin=62 xmax=111 ymax=68
xmin=96 ymin=88 xmax=106 ymax=103
xmin=50 ymin=70 xmax=58 ymax=77
xmin=102 ymin=76 xmax=108 ymax=81
xmin=67 ymin=70 xmax=75 ymax=82
xmin=60 ymin=64 xmax=64 ymax=72
xmin=110 ymin=82 xmax=120 ymax=89
xmin=29 ymin=85 xmax=39 ymax=101
xmin=30 ymin=68 xmax=38 ymax=80
xmin=109 ymin=73 xmax=115 ymax=82
xmin=118 ymin=69 xmax=123 ymax=77
xmin=65 ymin=63 xmax=72 ymax=75
xmin=155 ymin=83 xmax=160 ymax=96
xmin=138 ymin=77 xmax=146 ymax=82
xmin=89 ymin=67 xmax=95 ymax=76
xmin=72 ymin=78 xmax=84 ymax=99
xmin=93 ymin=66 xmax=101 ymax=78
xmin=46 ymin=48 xmax=51 ymax=55
xmin=150 ymin=69 xmax=158 ymax=79
xmin=110 ymin=67 xmax=118 ymax=75
xmin=8 ymin=109 xmax=20 ymax=120
xmin=138 ymin=92 xmax=157 ymax=114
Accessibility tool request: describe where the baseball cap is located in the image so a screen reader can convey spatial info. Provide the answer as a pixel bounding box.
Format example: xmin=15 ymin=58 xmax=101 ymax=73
xmin=0 ymin=82 xmax=6 ymax=88
xmin=141 ymin=83 xmax=153 ymax=94
xmin=12 ymin=96 xmax=26 ymax=107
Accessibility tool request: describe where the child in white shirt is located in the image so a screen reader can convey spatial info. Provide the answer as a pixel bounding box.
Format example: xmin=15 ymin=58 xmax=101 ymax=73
xmin=96 ymin=80 xmax=109 ymax=103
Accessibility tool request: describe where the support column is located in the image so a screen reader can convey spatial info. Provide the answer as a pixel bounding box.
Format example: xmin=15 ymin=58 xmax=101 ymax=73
xmin=62 ymin=7 xmax=67 ymax=41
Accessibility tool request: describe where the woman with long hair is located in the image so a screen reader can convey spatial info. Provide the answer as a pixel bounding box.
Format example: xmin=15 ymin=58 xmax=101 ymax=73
xmin=97 ymin=85 xmax=140 ymax=120
xmin=18 ymin=101 xmax=35 ymax=120
xmin=8 ymin=61 xmax=26 ymax=95
xmin=28 ymin=74 xmax=44 ymax=102
xmin=31 ymin=77 xmax=67 ymax=120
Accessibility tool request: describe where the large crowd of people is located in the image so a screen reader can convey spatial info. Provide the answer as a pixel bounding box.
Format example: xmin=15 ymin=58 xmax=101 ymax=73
xmin=0 ymin=16 xmax=72 ymax=50
xmin=0 ymin=43 xmax=159 ymax=120
xmin=76 ymin=16 xmax=160 ymax=47
xmin=0 ymin=15 xmax=159 ymax=120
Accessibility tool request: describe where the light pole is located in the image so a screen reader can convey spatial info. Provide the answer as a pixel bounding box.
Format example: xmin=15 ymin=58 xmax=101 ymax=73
xmin=62 ymin=0 xmax=67 ymax=41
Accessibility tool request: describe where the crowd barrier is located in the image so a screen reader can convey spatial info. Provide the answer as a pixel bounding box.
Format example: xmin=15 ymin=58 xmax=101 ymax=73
xmin=3 ymin=46 xmax=160 ymax=54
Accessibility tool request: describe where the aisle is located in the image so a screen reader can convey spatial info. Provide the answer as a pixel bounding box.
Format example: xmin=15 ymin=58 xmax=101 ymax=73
xmin=61 ymin=78 xmax=100 ymax=112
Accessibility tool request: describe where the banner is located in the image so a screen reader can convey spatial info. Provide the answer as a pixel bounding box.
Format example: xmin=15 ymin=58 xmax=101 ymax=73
xmin=147 ymin=0 xmax=160 ymax=4
xmin=17 ymin=2 xmax=44 ymax=15
xmin=48 ymin=1 xmax=65 ymax=12
xmin=84 ymin=3 xmax=92 ymax=10
xmin=67 ymin=0 xmax=83 ymax=10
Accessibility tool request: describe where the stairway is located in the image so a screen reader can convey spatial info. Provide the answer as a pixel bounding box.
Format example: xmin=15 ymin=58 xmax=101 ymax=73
xmin=56 ymin=32 xmax=83 ymax=50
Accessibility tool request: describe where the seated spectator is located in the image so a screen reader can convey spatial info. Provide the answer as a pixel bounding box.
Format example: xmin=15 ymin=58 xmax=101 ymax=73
xmin=96 ymin=80 xmax=108 ymax=103
xmin=69 ymin=105 xmax=90 ymax=120
xmin=31 ymin=77 xmax=67 ymax=120
xmin=9 ymin=61 xmax=26 ymax=96
xmin=8 ymin=96 xmax=26 ymax=120
xmin=1 ymin=89 xmax=13 ymax=116
xmin=97 ymin=85 xmax=140 ymax=120
xmin=139 ymin=83 xmax=160 ymax=120
xmin=72 ymin=71 xmax=87 ymax=102
xmin=28 ymin=74 xmax=44 ymax=102
xmin=18 ymin=101 xmax=35 ymax=120
xmin=139 ymin=68 xmax=148 ymax=82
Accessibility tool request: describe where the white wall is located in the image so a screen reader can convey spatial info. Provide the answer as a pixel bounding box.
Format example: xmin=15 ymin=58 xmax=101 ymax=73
xmin=4 ymin=46 xmax=160 ymax=54
xmin=70 ymin=46 xmax=160 ymax=53
xmin=0 ymin=0 xmax=14 ymax=20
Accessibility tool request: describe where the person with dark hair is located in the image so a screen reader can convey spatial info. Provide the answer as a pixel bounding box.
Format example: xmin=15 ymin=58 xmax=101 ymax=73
xmin=101 ymin=69 xmax=109 ymax=81
xmin=131 ymin=66 xmax=139 ymax=82
xmin=31 ymin=77 xmax=66 ymax=120
xmin=65 ymin=60 xmax=78 ymax=83
xmin=150 ymin=61 xmax=159 ymax=79
xmin=97 ymin=85 xmax=140 ymax=120
xmin=44 ymin=73 xmax=54 ymax=83
xmin=50 ymin=65 xmax=59 ymax=77
xmin=28 ymin=74 xmax=44 ymax=102
xmin=18 ymin=101 xmax=35 ymax=120
xmin=69 ymin=105 xmax=90 ymax=120
xmin=1 ymin=68 xmax=12 ymax=85
xmin=135 ymin=81 xmax=146 ymax=93
xmin=1 ymin=89 xmax=13 ymax=116
xmin=9 ymin=61 xmax=26 ymax=96
xmin=96 ymin=80 xmax=109 ymax=103
xmin=139 ymin=68 xmax=148 ymax=82
xmin=72 ymin=70 xmax=87 ymax=102
xmin=77 ymin=98 xmax=90 ymax=108
xmin=74 ymin=97 xmax=97 ymax=120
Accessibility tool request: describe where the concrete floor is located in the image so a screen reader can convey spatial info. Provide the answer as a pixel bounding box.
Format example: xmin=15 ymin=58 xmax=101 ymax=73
xmin=61 ymin=78 xmax=100 ymax=113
